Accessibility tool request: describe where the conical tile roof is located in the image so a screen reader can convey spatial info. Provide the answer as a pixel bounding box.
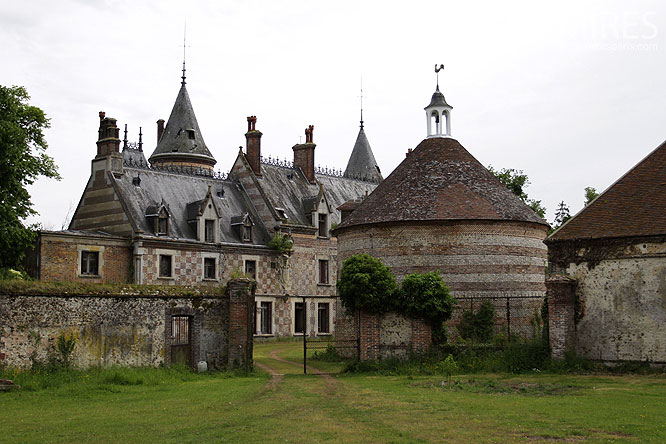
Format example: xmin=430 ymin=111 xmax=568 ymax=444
xmin=149 ymin=84 xmax=216 ymax=167
xmin=344 ymin=126 xmax=382 ymax=182
xmin=338 ymin=137 xmax=547 ymax=229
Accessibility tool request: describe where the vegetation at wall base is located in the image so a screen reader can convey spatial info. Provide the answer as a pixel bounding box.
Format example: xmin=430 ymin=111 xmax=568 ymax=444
xmin=0 ymin=279 xmax=227 ymax=297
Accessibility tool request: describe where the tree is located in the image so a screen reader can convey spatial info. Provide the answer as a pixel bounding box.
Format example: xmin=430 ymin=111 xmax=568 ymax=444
xmin=553 ymin=201 xmax=571 ymax=228
xmin=488 ymin=166 xmax=546 ymax=218
xmin=584 ymin=187 xmax=599 ymax=206
xmin=0 ymin=85 xmax=60 ymax=268
xmin=399 ymin=272 xmax=455 ymax=343
xmin=337 ymin=254 xmax=397 ymax=314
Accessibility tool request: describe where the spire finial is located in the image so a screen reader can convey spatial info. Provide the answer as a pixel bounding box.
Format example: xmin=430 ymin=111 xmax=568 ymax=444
xmin=435 ymin=64 xmax=444 ymax=90
xmin=123 ymin=124 xmax=128 ymax=150
xmin=359 ymin=77 xmax=365 ymax=129
xmin=138 ymin=127 xmax=143 ymax=152
xmin=181 ymin=22 xmax=189 ymax=86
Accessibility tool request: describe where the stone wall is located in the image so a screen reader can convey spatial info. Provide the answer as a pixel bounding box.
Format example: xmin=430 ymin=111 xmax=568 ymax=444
xmin=546 ymin=275 xmax=577 ymax=359
xmin=335 ymin=303 xmax=431 ymax=360
xmin=0 ymin=280 xmax=255 ymax=370
xmin=561 ymin=239 xmax=666 ymax=362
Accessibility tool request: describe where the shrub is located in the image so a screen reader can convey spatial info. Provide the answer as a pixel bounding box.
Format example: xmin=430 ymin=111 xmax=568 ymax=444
xmin=337 ymin=254 xmax=397 ymax=314
xmin=56 ymin=333 xmax=77 ymax=368
xmin=399 ymin=272 xmax=455 ymax=343
xmin=501 ymin=338 xmax=549 ymax=373
xmin=459 ymin=300 xmax=495 ymax=342
xmin=268 ymin=233 xmax=293 ymax=253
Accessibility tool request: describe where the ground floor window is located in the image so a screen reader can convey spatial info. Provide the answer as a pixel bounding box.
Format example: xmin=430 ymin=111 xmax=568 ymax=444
xmin=258 ymin=301 xmax=272 ymax=334
xmin=204 ymin=257 xmax=216 ymax=280
xmin=294 ymin=302 xmax=305 ymax=334
xmin=80 ymin=251 xmax=99 ymax=275
xmin=318 ymin=302 xmax=330 ymax=334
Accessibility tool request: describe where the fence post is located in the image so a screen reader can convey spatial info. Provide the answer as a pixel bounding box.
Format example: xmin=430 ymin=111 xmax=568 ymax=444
xmin=506 ymin=297 xmax=510 ymax=339
xmin=303 ymin=295 xmax=307 ymax=374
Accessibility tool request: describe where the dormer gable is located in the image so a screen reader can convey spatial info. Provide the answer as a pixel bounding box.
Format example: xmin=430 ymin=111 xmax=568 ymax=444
xmin=145 ymin=199 xmax=171 ymax=236
xmin=231 ymin=213 xmax=255 ymax=243
xmin=186 ymin=186 xmax=221 ymax=243
xmin=302 ymin=184 xmax=332 ymax=238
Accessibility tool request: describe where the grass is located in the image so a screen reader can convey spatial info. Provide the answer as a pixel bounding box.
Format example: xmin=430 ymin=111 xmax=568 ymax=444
xmin=2 ymin=341 xmax=665 ymax=443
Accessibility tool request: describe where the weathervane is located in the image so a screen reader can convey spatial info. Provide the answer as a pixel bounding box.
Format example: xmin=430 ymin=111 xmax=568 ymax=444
xmin=359 ymin=77 xmax=366 ymax=128
xmin=435 ymin=64 xmax=444 ymax=89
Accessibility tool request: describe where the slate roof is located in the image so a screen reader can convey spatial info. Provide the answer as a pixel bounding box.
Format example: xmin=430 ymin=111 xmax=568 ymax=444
xmin=548 ymin=140 xmax=666 ymax=242
xmin=113 ymin=167 xmax=268 ymax=244
xmin=148 ymin=84 xmax=216 ymax=166
xmin=338 ymin=137 xmax=548 ymax=229
xmin=344 ymin=126 xmax=383 ymax=182
xmin=257 ymin=163 xmax=378 ymax=226
xmin=122 ymin=146 xmax=147 ymax=166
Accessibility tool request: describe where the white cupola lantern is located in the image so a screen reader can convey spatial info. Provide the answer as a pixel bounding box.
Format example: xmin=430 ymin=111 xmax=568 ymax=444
xmin=425 ymin=64 xmax=452 ymax=138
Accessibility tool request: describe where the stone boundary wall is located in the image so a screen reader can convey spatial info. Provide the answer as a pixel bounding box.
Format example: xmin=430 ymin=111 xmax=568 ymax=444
xmin=335 ymin=303 xmax=431 ymax=360
xmin=0 ymin=280 xmax=254 ymax=370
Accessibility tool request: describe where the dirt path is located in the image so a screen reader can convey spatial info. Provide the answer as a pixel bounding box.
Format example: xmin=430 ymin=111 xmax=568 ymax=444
xmin=257 ymin=348 xmax=339 ymax=392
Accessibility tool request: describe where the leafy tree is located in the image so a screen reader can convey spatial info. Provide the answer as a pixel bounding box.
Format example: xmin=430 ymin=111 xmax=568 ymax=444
xmin=337 ymin=254 xmax=397 ymax=313
xmin=584 ymin=187 xmax=599 ymax=206
xmin=0 ymin=85 xmax=60 ymax=268
xmin=553 ymin=201 xmax=571 ymax=228
xmin=488 ymin=166 xmax=546 ymax=218
xmin=399 ymin=272 xmax=456 ymax=343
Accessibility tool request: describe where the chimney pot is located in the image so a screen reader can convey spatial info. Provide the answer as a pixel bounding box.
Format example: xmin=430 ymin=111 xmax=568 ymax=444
xmin=99 ymin=111 xmax=105 ymax=120
xmin=157 ymin=119 xmax=165 ymax=142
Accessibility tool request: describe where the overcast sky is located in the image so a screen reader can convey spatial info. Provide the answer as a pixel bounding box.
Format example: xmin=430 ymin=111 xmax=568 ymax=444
xmin=4 ymin=0 xmax=665 ymax=229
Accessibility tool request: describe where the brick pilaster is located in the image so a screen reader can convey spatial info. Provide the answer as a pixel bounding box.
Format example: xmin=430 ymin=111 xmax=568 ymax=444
xmin=359 ymin=311 xmax=380 ymax=360
xmin=546 ymin=275 xmax=577 ymax=359
xmin=227 ymin=278 xmax=255 ymax=370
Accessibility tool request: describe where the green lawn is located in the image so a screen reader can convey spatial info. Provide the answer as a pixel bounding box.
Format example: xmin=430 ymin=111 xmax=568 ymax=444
xmin=2 ymin=341 xmax=665 ymax=443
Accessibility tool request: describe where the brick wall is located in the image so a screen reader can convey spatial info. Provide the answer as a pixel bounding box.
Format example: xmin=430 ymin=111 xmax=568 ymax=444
xmin=546 ymin=275 xmax=577 ymax=359
xmin=335 ymin=307 xmax=432 ymax=360
xmin=337 ymin=220 xmax=548 ymax=338
xmin=39 ymin=232 xmax=132 ymax=284
xmin=227 ymin=279 xmax=254 ymax=370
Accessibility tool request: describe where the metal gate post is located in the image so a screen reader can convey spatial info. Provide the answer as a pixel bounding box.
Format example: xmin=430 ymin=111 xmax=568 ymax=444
xmin=303 ymin=295 xmax=307 ymax=374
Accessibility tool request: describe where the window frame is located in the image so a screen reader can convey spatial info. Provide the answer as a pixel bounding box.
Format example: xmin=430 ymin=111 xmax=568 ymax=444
xmin=317 ymin=302 xmax=331 ymax=334
xmin=159 ymin=254 xmax=173 ymax=278
xmin=294 ymin=301 xmax=306 ymax=335
xmin=318 ymin=259 xmax=329 ymax=285
xmin=318 ymin=212 xmax=328 ymax=238
xmin=204 ymin=219 xmax=215 ymax=243
xmin=203 ymin=257 xmax=216 ymax=280
xmin=80 ymin=250 xmax=99 ymax=276
xmin=244 ymin=259 xmax=257 ymax=280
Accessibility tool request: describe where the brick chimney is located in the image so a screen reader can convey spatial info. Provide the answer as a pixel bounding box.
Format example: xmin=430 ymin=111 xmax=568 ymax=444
xmin=156 ymin=119 xmax=165 ymax=142
xmin=96 ymin=111 xmax=121 ymax=158
xmin=245 ymin=116 xmax=262 ymax=176
xmin=293 ymin=125 xmax=315 ymax=184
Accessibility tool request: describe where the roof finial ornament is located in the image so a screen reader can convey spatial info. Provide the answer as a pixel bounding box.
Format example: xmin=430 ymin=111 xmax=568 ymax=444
xmin=435 ymin=64 xmax=444 ymax=90
xmin=359 ymin=77 xmax=365 ymax=129
xmin=181 ymin=22 xmax=189 ymax=86
xmin=123 ymin=124 xmax=128 ymax=150
xmin=138 ymin=127 xmax=143 ymax=152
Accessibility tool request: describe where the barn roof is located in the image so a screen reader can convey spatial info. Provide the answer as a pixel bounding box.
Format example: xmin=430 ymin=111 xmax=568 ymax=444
xmin=548 ymin=140 xmax=666 ymax=242
xmin=337 ymin=137 xmax=548 ymax=229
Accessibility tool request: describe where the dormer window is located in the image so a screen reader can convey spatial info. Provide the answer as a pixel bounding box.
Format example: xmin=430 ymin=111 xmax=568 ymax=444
xmin=231 ymin=213 xmax=254 ymax=243
xmin=158 ymin=216 xmax=168 ymax=235
xmin=204 ymin=219 xmax=215 ymax=243
xmin=318 ymin=213 xmax=328 ymax=237
xmin=243 ymin=222 xmax=253 ymax=242
xmin=275 ymin=207 xmax=288 ymax=220
xmin=186 ymin=129 xmax=195 ymax=140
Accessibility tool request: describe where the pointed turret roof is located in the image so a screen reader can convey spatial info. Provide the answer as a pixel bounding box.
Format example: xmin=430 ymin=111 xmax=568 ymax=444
xmin=338 ymin=137 xmax=548 ymax=230
xmin=149 ymin=82 xmax=216 ymax=168
xmin=344 ymin=125 xmax=382 ymax=182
